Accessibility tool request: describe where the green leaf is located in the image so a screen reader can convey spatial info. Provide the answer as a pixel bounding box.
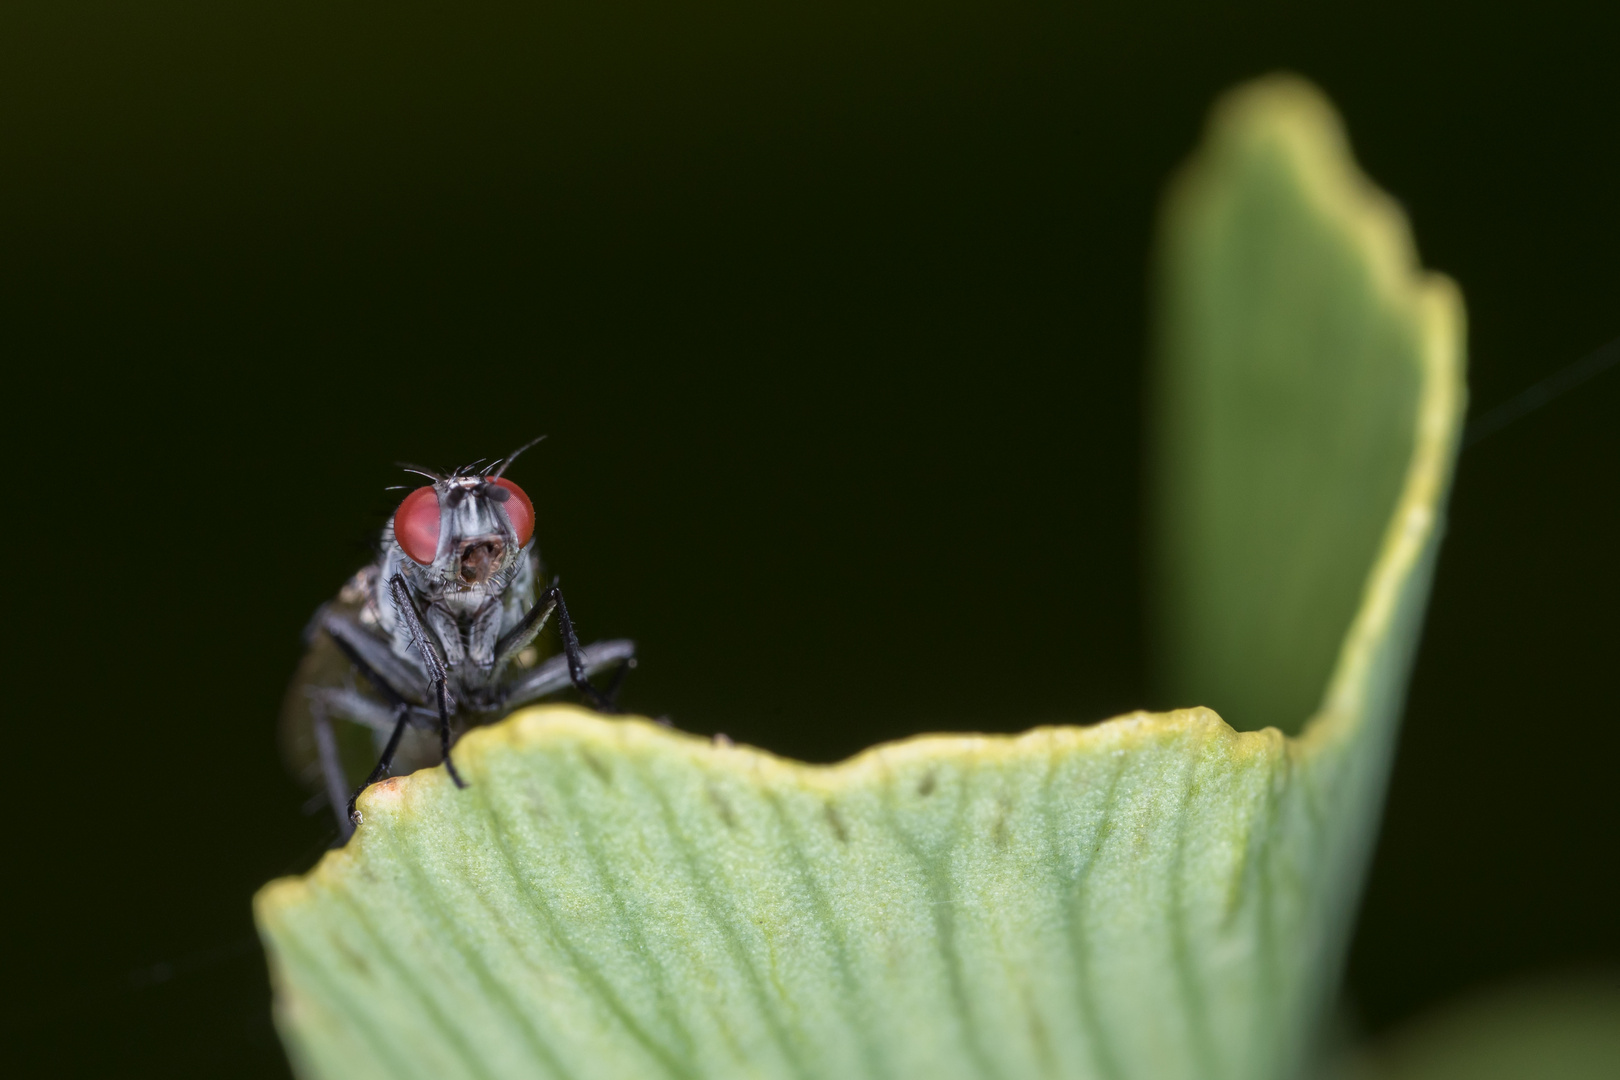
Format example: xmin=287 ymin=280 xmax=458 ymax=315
xmin=255 ymin=75 xmax=1466 ymax=1080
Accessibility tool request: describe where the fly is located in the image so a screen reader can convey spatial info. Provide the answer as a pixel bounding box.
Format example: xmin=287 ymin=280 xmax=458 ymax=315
xmin=280 ymin=438 xmax=634 ymax=840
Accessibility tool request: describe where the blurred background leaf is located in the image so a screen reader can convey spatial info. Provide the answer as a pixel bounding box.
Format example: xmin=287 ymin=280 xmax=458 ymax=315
xmin=1329 ymin=978 xmax=1620 ymax=1080
xmin=1152 ymin=78 xmax=1438 ymax=737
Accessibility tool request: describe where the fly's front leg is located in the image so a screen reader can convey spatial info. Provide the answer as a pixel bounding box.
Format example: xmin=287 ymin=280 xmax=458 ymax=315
xmin=543 ymin=583 xmax=617 ymax=711
xmin=493 ymin=580 xmax=618 ymax=710
xmin=387 ymin=575 xmax=467 ymax=789
xmin=492 ymin=590 xmax=557 ymax=669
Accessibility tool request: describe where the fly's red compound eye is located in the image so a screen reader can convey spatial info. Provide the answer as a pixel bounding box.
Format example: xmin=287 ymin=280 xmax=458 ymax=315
xmin=488 ymin=477 xmax=535 ymax=546
xmin=394 ymin=486 xmax=441 ymax=564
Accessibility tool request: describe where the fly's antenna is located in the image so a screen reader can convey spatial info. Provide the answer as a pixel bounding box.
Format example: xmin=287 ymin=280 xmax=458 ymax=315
xmin=491 ymin=435 xmax=547 ymax=479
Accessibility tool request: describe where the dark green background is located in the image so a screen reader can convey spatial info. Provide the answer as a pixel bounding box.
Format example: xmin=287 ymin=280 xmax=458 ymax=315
xmin=5 ymin=2 xmax=1615 ymax=1075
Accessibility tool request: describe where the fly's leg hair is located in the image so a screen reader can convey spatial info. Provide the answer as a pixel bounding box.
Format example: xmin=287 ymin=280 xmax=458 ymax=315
xmin=387 ymin=575 xmax=467 ymax=790
xmin=325 ymin=625 xmax=423 ymax=830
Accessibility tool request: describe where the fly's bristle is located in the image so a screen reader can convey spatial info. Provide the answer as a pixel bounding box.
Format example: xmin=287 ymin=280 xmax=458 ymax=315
xmin=397 ymin=462 xmax=447 ymax=482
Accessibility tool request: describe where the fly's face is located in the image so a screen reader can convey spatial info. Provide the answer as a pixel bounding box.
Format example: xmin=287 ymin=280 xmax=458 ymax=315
xmin=391 ymin=472 xmax=536 ymax=595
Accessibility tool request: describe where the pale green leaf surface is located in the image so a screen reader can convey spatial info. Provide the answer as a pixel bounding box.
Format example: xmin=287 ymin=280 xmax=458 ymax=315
xmin=256 ymin=76 xmax=1466 ymax=1080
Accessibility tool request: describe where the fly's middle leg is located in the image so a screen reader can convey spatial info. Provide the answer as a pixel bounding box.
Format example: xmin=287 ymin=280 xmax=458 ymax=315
xmin=307 ymin=698 xmax=351 ymax=839
xmin=498 ymin=638 xmax=637 ymax=712
xmin=305 ymin=686 xmax=435 ymax=838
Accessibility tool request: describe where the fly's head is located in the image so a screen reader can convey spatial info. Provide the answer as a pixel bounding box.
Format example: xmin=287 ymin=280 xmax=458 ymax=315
xmin=388 ymin=454 xmax=537 ymax=597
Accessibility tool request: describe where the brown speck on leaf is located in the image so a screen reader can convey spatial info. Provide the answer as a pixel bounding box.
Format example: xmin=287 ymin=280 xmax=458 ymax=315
xmin=917 ymin=771 xmax=937 ymax=797
xmin=580 ymin=749 xmax=611 ymax=782
xmin=332 ymin=936 xmax=371 ymax=978
xmin=824 ymin=802 xmax=849 ymax=843
xmin=706 ymin=783 xmax=738 ymax=828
